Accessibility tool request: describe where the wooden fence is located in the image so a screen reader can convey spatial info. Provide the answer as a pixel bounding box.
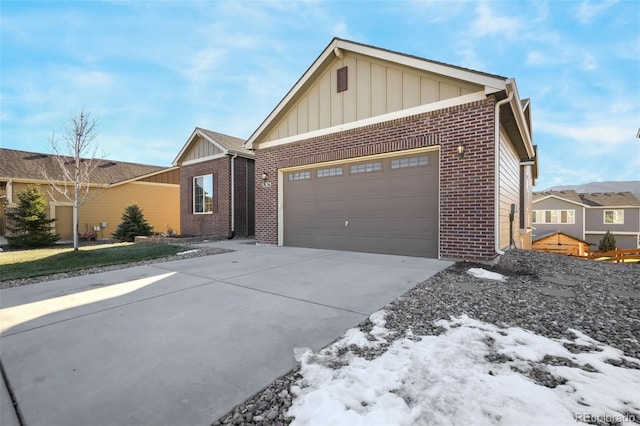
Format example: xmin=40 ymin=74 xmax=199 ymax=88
xmin=585 ymin=248 xmax=640 ymax=263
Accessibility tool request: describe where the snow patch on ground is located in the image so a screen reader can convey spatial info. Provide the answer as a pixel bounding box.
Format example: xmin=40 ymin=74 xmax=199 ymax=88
xmin=467 ymin=267 xmax=507 ymax=281
xmin=176 ymin=249 xmax=200 ymax=255
xmin=288 ymin=312 xmax=640 ymax=426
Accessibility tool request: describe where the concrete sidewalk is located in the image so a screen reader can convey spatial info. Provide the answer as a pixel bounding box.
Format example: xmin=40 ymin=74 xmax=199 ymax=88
xmin=0 ymin=241 xmax=452 ymax=426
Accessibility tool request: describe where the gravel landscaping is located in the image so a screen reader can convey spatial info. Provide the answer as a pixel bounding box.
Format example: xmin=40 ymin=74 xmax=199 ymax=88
xmin=214 ymin=249 xmax=640 ymax=426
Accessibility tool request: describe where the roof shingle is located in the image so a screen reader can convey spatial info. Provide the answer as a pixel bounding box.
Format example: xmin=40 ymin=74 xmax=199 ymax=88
xmin=0 ymin=148 xmax=170 ymax=185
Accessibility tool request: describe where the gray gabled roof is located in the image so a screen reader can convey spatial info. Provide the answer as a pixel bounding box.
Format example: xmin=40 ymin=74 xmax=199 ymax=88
xmin=533 ymin=190 xmax=584 ymax=205
xmin=0 ymin=148 xmax=171 ymax=186
xmin=245 ymin=37 xmax=514 ymax=151
xmin=172 ymin=127 xmax=253 ymax=166
xmin=197 ymin=128 xmax=252 ymax=155
xmin=533 ymin=190 xmax=640 ymax=208
xmin=579 ymin=192 xmax=640 ymax=207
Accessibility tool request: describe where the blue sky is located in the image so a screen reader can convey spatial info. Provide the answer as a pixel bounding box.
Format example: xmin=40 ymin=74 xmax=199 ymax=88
xmin=1 ymin=0 xmax=639 ymax=190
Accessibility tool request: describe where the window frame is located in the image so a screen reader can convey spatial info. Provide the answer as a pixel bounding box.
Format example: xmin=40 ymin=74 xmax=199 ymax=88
xmin=603 ymin=209 xmax=624 ymax=224
xmin=390 ymin=155 xmax=428 ymax=169
xmin=193 ymin=174 xmax=214 ymax=214
xmin=288 ymin=171 xmax=311 ymax=181
xmin=532 ymin=209 xmax=575 ymax=224
xmin=316 ymin=167 xmax=343 ymax=178
xmin=350 ymin=162 xmax=382 ymax=174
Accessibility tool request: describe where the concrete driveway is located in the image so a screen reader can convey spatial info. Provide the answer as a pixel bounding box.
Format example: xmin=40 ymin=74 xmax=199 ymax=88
xmin=0 ymin=240 xmax=452 ymax=426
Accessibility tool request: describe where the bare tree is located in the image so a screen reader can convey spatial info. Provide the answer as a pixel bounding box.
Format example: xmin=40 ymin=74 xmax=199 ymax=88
xmin=44 ymin=109 xmax=107 ymax=250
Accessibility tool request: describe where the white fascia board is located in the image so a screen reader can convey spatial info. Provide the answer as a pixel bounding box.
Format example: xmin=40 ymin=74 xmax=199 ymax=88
xmin=227 ymin=150 xmax=255 ymax=160
xmin=246 ymin=39 xmax=340 ymax=150
xmin=506 ymin=79 xmax=534 ymax=158
xmin=179 ymin=152 xmax=228 ymax=166
xmin=532 ymin=195 xmax=586 ymax=207
xmin=172 ymin=127 xmax=201 ymax=166
xmin=173 ymin=128 xmax=230 ymax=166
xmin=585 ymin=231 xmax=640 ymax=236
xmin=586 ymin=205 xmax=640 ymax=209
xmin=339 ymin=39 xmax=507 ymax=90
xmin=259 ymin=91 xmax=487 ymax=150
xmin=246 ymin=38 xmax=506 ymax=150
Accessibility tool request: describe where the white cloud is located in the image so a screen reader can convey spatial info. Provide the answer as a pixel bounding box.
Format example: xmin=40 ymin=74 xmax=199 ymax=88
xmin=537 ymin=120 xmax=632 ymax=150
xmin=471 ymin=2 xmax=522 ymax=38
xmin=182 ymin=48 xmax=226 ymax=85
xmin=576 ymin=0 xmax=619 ymax=24
xmin=67 ymin=69 xmax=115 ymax=89
xmin=580 ymin=52 xmax=598 ymax=71
xmin=526 ymin=51 xmax=550 ymax=66
xmin=331 ymin=19 xmax=350 ymax=39
xmin=405 ymin=0 xmax=466 ymax=24
xmin=456 ymin=41 xmax=485 ymax=70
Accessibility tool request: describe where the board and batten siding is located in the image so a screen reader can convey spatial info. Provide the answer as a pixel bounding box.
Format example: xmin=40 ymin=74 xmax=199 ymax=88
xmin=498 ymin=132 xmax=521 ymax=250
xmin=181 ymin=136 xmax=223 ymax=163
xmin=265 ymin=52 xmax=483 ymax=142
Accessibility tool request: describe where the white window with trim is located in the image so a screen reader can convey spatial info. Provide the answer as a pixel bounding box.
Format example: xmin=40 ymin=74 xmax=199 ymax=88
xmin=532 ymin=209 xmax=575 ymax=224
xmin=193 ymin=174 xmax=213 ymax=214
xmin=604 ymin=209 xmax=623 ymax=224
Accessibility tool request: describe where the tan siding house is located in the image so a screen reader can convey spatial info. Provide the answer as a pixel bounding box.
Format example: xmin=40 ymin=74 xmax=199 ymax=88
xmin=246 ymin=38 xmax=537 ymax=260
xmin=1 ymin=148 xmax=180 ymax=241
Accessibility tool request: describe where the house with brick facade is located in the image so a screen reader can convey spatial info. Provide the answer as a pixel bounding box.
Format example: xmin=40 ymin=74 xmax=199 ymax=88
xmin=173 ymin=127 xmax=255 ymax=239
xmin=244 ymin=38 xmax=537 ymax=260
xmin=1 ymin=148 xmax=180 ymax=241
xmin=533 ymin=190 xmax=640 ymax=250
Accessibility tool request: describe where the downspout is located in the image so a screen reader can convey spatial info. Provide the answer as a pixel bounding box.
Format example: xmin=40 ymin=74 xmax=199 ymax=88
xmin=228 ymin=153 xmax=238 ymax=239
xmin=494 ymin=88 xmax=514 ymax=256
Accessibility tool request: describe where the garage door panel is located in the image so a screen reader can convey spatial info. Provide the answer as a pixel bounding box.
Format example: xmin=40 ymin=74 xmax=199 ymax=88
xmin=283 ymin=150 xmax=439 ymax=257
xmin=348 ymin=217 xmax=436 ymax=236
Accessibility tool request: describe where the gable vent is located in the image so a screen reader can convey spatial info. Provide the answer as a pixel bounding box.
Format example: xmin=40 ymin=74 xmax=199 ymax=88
xmin=337 ymin=66 xmax=348 ymax=93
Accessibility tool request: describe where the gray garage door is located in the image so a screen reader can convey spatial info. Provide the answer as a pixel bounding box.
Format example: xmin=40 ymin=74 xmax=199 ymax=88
xmin=283 ymin=150 xmax=439 ymax=257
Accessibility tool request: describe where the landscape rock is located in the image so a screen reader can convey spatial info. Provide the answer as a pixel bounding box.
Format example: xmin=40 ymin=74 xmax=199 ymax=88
xmin=213 ymin=249 xmax=639 ymax=425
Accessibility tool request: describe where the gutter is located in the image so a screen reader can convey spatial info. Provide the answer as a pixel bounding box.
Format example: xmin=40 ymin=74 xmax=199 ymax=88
xmin=228 ymin=153 xmax=238 ymax=239
xmin=494 ymin=86 xmax=514 ymax=256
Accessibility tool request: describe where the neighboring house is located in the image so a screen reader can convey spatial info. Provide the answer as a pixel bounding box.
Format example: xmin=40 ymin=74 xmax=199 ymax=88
xmin=0 ymin=148 xmax=180 ymax=241
xmin=532 ymin=231 xmax=591 ymax=256
xmin=532 ymin=190 xmax=640 ymax=250
xmin=244 ymin=38 xmax=537 ymax=260
xmin=172 ymin=127 xmax=255 ymax=239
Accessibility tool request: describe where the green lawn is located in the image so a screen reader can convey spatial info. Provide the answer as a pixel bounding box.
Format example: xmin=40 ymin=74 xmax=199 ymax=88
xmin=0 ymin=243 xmax=185 ymax=281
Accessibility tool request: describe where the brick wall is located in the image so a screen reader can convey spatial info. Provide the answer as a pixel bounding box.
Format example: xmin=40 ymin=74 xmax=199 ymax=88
xmin=232 ymin=157 xmax=254 ymax=237
xmin=255 ymin=98 xmax=498 ymax=260
xmin=180 ymin=157 xmax=231 ymax=237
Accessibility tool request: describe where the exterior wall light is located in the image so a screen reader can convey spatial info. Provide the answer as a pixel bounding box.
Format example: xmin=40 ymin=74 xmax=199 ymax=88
xmin=457 ymin=145 xmax=465 ymax=159
xmin=261 ymin=172 xmax=269 ymax=181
